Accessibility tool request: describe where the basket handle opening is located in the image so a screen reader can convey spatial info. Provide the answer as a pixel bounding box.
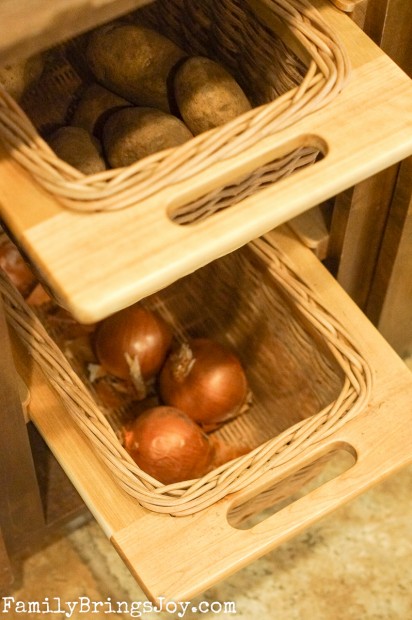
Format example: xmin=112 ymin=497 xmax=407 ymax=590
xmin=166 ymin=134 xmax=328 ymax=226
xmin=227 ymin=443 xmax=356 ymax=530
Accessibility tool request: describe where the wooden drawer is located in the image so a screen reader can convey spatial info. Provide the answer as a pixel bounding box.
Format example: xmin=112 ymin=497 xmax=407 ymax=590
xmin=0 ymin=0 xmax=412 ymax=324
xmin=6 ymin=226 xmax=412 ymax=602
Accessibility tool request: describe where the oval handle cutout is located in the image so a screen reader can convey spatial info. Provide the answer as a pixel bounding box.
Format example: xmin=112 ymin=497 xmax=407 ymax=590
xmin=228 ymin=445 xmax=356 ymax=530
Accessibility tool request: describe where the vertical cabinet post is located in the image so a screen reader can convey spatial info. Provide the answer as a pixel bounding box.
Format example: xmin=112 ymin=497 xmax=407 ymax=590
xmin=0 ymin=295 xmax=45 ymax=566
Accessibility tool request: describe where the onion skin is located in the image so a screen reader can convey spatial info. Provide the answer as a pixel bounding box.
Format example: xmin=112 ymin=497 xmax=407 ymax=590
xmin=94 ymin=305 xmax=173 ymax=382
xmin=123 ymin=406 xmax=214 ymax=484
xmin=159 ymin=338 xmax=249 ymax=428
xmin=25 ymin=283 xmax=53 ymax=306
xmin=208 ymin=434 xmax=251 ymax=469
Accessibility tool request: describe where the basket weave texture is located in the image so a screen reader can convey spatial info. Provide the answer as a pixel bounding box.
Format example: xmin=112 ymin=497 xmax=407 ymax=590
xmin=1 ymin=234 xmax=372 ymax=516
xmin=0 ymin=0 xmax=350 ymax=214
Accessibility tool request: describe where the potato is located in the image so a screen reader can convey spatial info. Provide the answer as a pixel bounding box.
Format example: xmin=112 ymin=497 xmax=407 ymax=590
xmin=103 ymin=107 xmax=193 ymax=168
xmin=174 ymin=56 xmax=252 ymax=135
xmin=0 ymin=53 xmax=44 ymax=101
xmin=48 ymin=126 xmax=106 ymax=175
xmin=71 ymin=83 xmax=131 ymax=137
xmin=86 ymin=23 xmax=186 ymax=113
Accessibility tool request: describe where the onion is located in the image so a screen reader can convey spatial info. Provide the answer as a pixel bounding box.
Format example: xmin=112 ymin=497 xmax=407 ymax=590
xmin=94 ymin=305 xmax=172 ymax=398
xmin=123 ymin=406 xmax=214 ymax=484
xmin=159 ymin=338 xmax=249 ymax=429
xmin=0 ymin=238 xmax=37 ymax=296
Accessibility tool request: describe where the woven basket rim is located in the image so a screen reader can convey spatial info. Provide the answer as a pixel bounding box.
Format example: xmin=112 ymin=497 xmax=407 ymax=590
xmin=1 ymin=233 xmax=372 ymax=516
xmin=0 ymin=0 xmax=351 ymax=213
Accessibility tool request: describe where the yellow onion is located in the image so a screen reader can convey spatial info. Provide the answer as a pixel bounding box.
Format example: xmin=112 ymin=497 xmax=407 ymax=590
xmin=123 ymin=406 xmax=214 ymax=484
xmin=94 ymin=305 xmax=172 ymax=397
xmin=159 ymin=338 xmax=249 ymax=429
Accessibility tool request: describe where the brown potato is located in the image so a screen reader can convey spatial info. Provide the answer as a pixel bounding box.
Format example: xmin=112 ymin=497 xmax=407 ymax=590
xmin=103 ymin=107 xmax=193 ymax=168
xmin=174 ymin=56 xmax=252 ymax=135
xmin=0 ymin=53 xmax=44 ymax=101
xmin=86 ymin=23 xmax=186 ymax=113
xmin=71 ymin=83 xmax=131 ymax=137
xmin=48 ymin=126 xmax=106 ymax=175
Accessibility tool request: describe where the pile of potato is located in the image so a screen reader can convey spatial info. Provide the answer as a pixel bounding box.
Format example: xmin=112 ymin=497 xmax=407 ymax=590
xmin=46 ymin=22 xmax=252 ymax=174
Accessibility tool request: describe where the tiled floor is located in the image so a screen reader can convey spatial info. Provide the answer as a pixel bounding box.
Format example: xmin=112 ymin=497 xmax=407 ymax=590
xmin=3 ymin=361 xmax=412 ymax=620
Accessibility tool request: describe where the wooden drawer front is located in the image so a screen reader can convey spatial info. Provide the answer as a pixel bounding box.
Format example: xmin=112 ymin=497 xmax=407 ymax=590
xmin=6 ymin=226 xmax=412 ymax=602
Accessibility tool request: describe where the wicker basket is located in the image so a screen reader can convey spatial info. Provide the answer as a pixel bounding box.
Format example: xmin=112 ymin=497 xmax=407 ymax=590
xmin=1 ymin=232 xmax=372 ymax=516
xmin=0 ymin=0 xmax=350 ymax=219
